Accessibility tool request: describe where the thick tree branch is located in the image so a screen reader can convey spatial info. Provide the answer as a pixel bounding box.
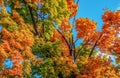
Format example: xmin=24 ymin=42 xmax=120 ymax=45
xmin=74 ymin=39 xmax=90 ymax=63
xmin=52 ymin=24 xmax=71 ymax=54
xmin=57 ymin=29 xmax=71 ymax=52
xmin=69 ymin=38 xmax=73 ymax=56
xmin=74 ymin=33 xmax=96 ymax=62
xmin=23 ymin=0 xmax=40 ymax=36
xmin=89 ymin=33 xmax=103 ymax=57
xmin=58 ymin=72 xmax=63 ymax=78
xmin=69 ymin=0 xmax=80 ymax=59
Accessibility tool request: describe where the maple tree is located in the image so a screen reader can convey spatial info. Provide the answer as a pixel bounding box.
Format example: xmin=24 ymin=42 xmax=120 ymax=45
xmin=0 ymin=0 xmax=120 ymax=78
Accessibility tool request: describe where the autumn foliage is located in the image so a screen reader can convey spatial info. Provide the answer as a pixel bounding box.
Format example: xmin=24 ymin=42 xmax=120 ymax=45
xmin=0 ymin=0 xmax=120 ymax=78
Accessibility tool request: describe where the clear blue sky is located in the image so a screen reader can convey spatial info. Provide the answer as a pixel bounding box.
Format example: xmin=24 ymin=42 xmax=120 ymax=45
xmin=76 ymin=0 xmax=120 ymax=31
xmin=74 ymin=0 xmax=120 ymax=46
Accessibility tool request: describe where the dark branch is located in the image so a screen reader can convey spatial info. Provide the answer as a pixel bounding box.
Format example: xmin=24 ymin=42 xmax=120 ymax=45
xmin=69 ymin=38 xmax=73 ymax=56
xmin=58 ymin=72 xmax=63 ymax=78
xmin=72 ymin=0 xmax=80 ymax=27
xmin=52 ymin=24 xmax=71 ymax=55
xmin=89 ymin=33 xmax=103 ymax=57
xmin=23 ymin=0 xmax=40 ymax=36
xmin=69 ymin=0 xmax=80 ymax=59
xmin=74 ymin=33 xmax=96 ymax=62
xmin=73 ymin=36 xmax=76 ymax=62
xmin=57 ymin=29 xmax=71 ymax=52
xmin=74 ymin=39 xmax=90 ymax=63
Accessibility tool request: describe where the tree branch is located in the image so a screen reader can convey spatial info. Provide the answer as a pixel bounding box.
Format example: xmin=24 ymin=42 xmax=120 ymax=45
xmin=69 ymin=38 xmax=73 ymax=56
xmin=57 ymin=29 xmax=71 ymax=52
xmin=74 ymin=39 xmax=90 ymax=63
xmin=73 ymin=36 xmax=76 ymax=62
xmin=89 ymin=33 xmax=103 ymax=57
xmin=69 ymin=0 xmax=80 ymax=59
xmin=72 ymin=0 xmax=80 ymax=27
xmin=23 ymin=0 xmax=40 ymax=36
xmin=52 ymin=24 xmax=71 ymax=55
xmin=74 ymin=33 xmax=96 ymax=62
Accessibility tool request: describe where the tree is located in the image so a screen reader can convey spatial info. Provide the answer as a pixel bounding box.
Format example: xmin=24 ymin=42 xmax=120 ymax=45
xmin=0 ymin=0 xmax=120 ymax=78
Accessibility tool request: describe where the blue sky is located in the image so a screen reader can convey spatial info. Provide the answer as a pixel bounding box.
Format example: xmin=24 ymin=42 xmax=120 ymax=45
xmin=76 ymin=0 xmax=120 ymax=30
xmin=74 ymin=0 xmax=120 ymax=46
